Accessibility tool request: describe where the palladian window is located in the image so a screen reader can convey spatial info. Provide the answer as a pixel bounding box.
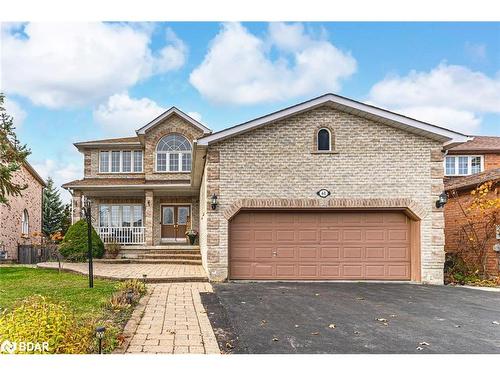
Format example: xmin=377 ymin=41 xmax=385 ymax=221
xmin=156 ymin=134 xmax=192 ymax=172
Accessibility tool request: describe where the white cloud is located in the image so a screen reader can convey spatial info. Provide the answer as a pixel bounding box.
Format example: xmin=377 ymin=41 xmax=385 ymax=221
xmin=187 ymin=111 xmax=202 ymax=122
xmin=32 ymin=158 xmax=82 ymax=203
xmin=94 ymin=93 xmax=206 ymax=136
xmin=368 ymin=63 xmax=500 ymax=134
xmin=1 ymin=23 xmax=187 ymax=109
xmin=93 ymin=93 xmax=166 ymax=136
xmin=4 ymin=98 xmax=26 ymax=127
xmin=189 ymin=22 xmax=357 ymax=105
xmin=394 ymin=106 xmax=482 ymax=134
xmin=465 ymin=42 xmax=487 ymax=62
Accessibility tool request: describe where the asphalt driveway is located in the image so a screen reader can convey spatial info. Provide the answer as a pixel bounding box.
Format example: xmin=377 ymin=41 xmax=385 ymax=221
xmin=201 ymin=282 xmax=500 ymax=354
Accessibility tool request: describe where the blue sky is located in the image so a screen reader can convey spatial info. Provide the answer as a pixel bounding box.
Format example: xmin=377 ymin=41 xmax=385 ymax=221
xmin=1 ymin=22 xmax=499 ymax=201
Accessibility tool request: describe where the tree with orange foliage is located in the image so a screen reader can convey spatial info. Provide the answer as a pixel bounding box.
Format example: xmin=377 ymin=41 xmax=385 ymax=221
xmin=451 ymin=180 xmax=500 ymax=277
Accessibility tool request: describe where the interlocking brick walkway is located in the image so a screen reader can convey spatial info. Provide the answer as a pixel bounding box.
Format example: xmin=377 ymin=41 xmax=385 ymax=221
xmin=37 ymin=262 xmax=208 ymax=282
xmin=125 ymin=283 xmax=220 ymax=354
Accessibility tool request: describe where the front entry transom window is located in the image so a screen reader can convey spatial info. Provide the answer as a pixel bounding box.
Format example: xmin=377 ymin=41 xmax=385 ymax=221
xmin=156 ymin=134 xmax=192 ymax=172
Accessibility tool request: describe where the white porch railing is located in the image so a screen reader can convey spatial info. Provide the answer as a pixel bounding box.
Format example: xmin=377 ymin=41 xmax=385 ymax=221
xmin=98 ymin=227 xmax=145 ymax=245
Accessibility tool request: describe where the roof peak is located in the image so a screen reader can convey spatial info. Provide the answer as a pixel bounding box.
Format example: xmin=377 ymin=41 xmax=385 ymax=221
xmin=136 ymin=106 xmax=211 ymax=135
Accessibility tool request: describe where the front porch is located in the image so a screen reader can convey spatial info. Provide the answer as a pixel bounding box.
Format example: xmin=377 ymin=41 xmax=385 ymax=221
xmin=71 ymin=189 xmax=200 ymax=247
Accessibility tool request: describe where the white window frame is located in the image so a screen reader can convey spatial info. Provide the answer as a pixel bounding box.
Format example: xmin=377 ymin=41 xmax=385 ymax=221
xmin=155 ymin=135 xmax=192 ymax=173
xmin=99 ymin=204 xmax=144 ymax=228
xmin=317 ymin=128 xmax=332 ymax=152
xmin=98 ymin=150 xmax=143 ymax=174
xmin=444 ymin=155 xmax=484 ymax=176
xmin=21 ymin=209 xmax=29 ymax=235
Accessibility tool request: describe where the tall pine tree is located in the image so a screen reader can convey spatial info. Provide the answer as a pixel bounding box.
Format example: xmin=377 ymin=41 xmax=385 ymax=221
xmin=43 ymin=177 xmax=64 ymax=235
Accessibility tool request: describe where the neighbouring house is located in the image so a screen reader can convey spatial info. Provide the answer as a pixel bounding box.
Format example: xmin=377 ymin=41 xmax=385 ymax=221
xmin=0 ymin=161 xmax=46 ymax=260
xmin=443 ymin=136 xmax=500 ymax=276
xmin=62 ymin=93 xmax=470 ymax=284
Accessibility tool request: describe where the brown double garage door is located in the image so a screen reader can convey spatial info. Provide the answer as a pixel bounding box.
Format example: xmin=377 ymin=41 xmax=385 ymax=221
xmin=229 ymin=210 xmax=414 ymax=280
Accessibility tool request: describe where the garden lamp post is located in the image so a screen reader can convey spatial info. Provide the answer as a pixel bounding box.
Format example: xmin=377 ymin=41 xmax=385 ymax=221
xmin=95 ymin=326 xmax=106 ymax=354
xmin=82 ymin=198 xmax=94 ymax=288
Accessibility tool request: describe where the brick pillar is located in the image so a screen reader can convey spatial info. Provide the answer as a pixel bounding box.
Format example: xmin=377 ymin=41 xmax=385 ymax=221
xmin=72 ymin=190 xmax=82 ymax=223
xmin=145 ymin=190 xmax=154 ymax=246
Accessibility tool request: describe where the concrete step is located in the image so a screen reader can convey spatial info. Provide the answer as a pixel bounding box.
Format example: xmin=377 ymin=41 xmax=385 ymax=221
xmin=138 ymin=254 xmax=201 ymax=260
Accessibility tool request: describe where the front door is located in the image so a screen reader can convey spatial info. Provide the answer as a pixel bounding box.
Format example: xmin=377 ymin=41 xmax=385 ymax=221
xmin=161 ymin=205 xmax=190 ymax=241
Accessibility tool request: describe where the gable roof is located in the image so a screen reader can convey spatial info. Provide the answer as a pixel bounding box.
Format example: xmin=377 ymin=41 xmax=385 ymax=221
xmin=24 ymin=161 xmax=47 ymax=187
xmin=444 ymin=167 xmax=500 ymax=192
xmin=136 ymin=107 xmax=211 ymax=135
xmin=197 ymin=93 xmax=471 ymax=146
xmin=446 ymin=135 xmax=500 ymax=154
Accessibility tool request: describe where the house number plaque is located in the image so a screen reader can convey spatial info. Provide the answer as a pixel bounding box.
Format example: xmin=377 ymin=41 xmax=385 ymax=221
xmin=316 ymin=189 xmax=331 ymax=198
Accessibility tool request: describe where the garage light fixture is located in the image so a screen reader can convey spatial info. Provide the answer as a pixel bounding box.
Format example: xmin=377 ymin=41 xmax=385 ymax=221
xmin=436 ymin=192 xmax=448 ymax=208
xmin=211 ymin=194 xmax=218 ymax=210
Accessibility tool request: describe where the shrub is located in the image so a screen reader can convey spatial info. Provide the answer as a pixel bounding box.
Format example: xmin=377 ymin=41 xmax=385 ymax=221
xmin=59 ymin=219 xmax=104 ymax=261
xmin=0 ymin=295 xmax=94 ymax=354
xmin=107 ymin=279 xmax=147 ymax=311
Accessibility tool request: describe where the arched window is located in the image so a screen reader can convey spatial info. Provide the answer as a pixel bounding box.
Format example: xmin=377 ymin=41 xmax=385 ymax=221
xmin=156 ymin=134 xmax=192 ymax=172
xmin=21 ymin=209 xmax=29 ymax=235
xmin=317 ymin=128 xmax=331 ymax=151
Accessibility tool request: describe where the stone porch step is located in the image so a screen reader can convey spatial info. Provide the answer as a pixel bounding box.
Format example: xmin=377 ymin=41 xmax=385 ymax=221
xmin=96 ymin=259 xmax=202 ymax=265
xmin=121 ymin=245 xmax=199 ymax=251
xmin=145 ymin=249 xmax=201 ymax=255
xmin=138 ymin=253 xmax=201 ymax=260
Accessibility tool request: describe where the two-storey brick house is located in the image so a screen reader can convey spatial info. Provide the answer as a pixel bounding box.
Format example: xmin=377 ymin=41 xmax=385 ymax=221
xmin=63 ymin=93 xmax=470 ymax=284
xmin=443 ymin=136 xmax=500 ymax=276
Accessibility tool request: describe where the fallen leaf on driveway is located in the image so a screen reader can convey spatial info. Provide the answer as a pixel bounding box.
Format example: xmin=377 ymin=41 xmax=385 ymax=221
xmin=311 ymin=332 xmax=320 ymax=335
xmin=376 ymin=318 xmax=388 ymax=322
xmin=315 ymin=293 xmax=320 ymax=296
xmin=261 ymin=320 xmax=267 ymax=325
xmin=241 ymin=301 xmax=246 ymax=304
xmin=455 ymin=325 xmax=461 ymax=328
xmin=354 ymin=331 xmax=360 ymax=335
xmin=419 ymin=342 xmax=430 ymax=346
xmin=416 ymin=346 xmax=424 ymax=351
xmin=294 ymin=324 xmax=299 ymax=328
xmin=225 ymin=342 xmax=234 ymax=349
xmin=272 ymin=337 xmax=279 ymax=342
xmin=493 ymin=321 xmax=500 ymax=325
xmin=356 ymin=297 xmax=365 ymax=300
xmin=328 ymin=324 xmax=336 ymax=329
xmin=389 ymin=314 xmax=397 ymax=318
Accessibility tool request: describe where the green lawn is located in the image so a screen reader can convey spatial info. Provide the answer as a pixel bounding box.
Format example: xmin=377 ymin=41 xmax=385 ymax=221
xmin=0 ymin=266 xmax=118 ymax=318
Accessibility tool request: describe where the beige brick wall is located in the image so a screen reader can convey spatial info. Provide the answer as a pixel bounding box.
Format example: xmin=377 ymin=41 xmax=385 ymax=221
xmin=201 ymin=106 xmax=446 ymax=284
xmin=143 ymin=114 xmax=205 ymax=182
xmin=0 ymin=164 xmax=44 ymax=259
xmin=84 ymin=148 xmax=144 ymax=179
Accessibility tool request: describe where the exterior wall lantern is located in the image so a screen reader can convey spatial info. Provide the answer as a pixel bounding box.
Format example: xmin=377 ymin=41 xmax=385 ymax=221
xmin=436 ymin=191 xmax=448 ymax=208
xmin=211 ymin=194 xmax=218 ymax=210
